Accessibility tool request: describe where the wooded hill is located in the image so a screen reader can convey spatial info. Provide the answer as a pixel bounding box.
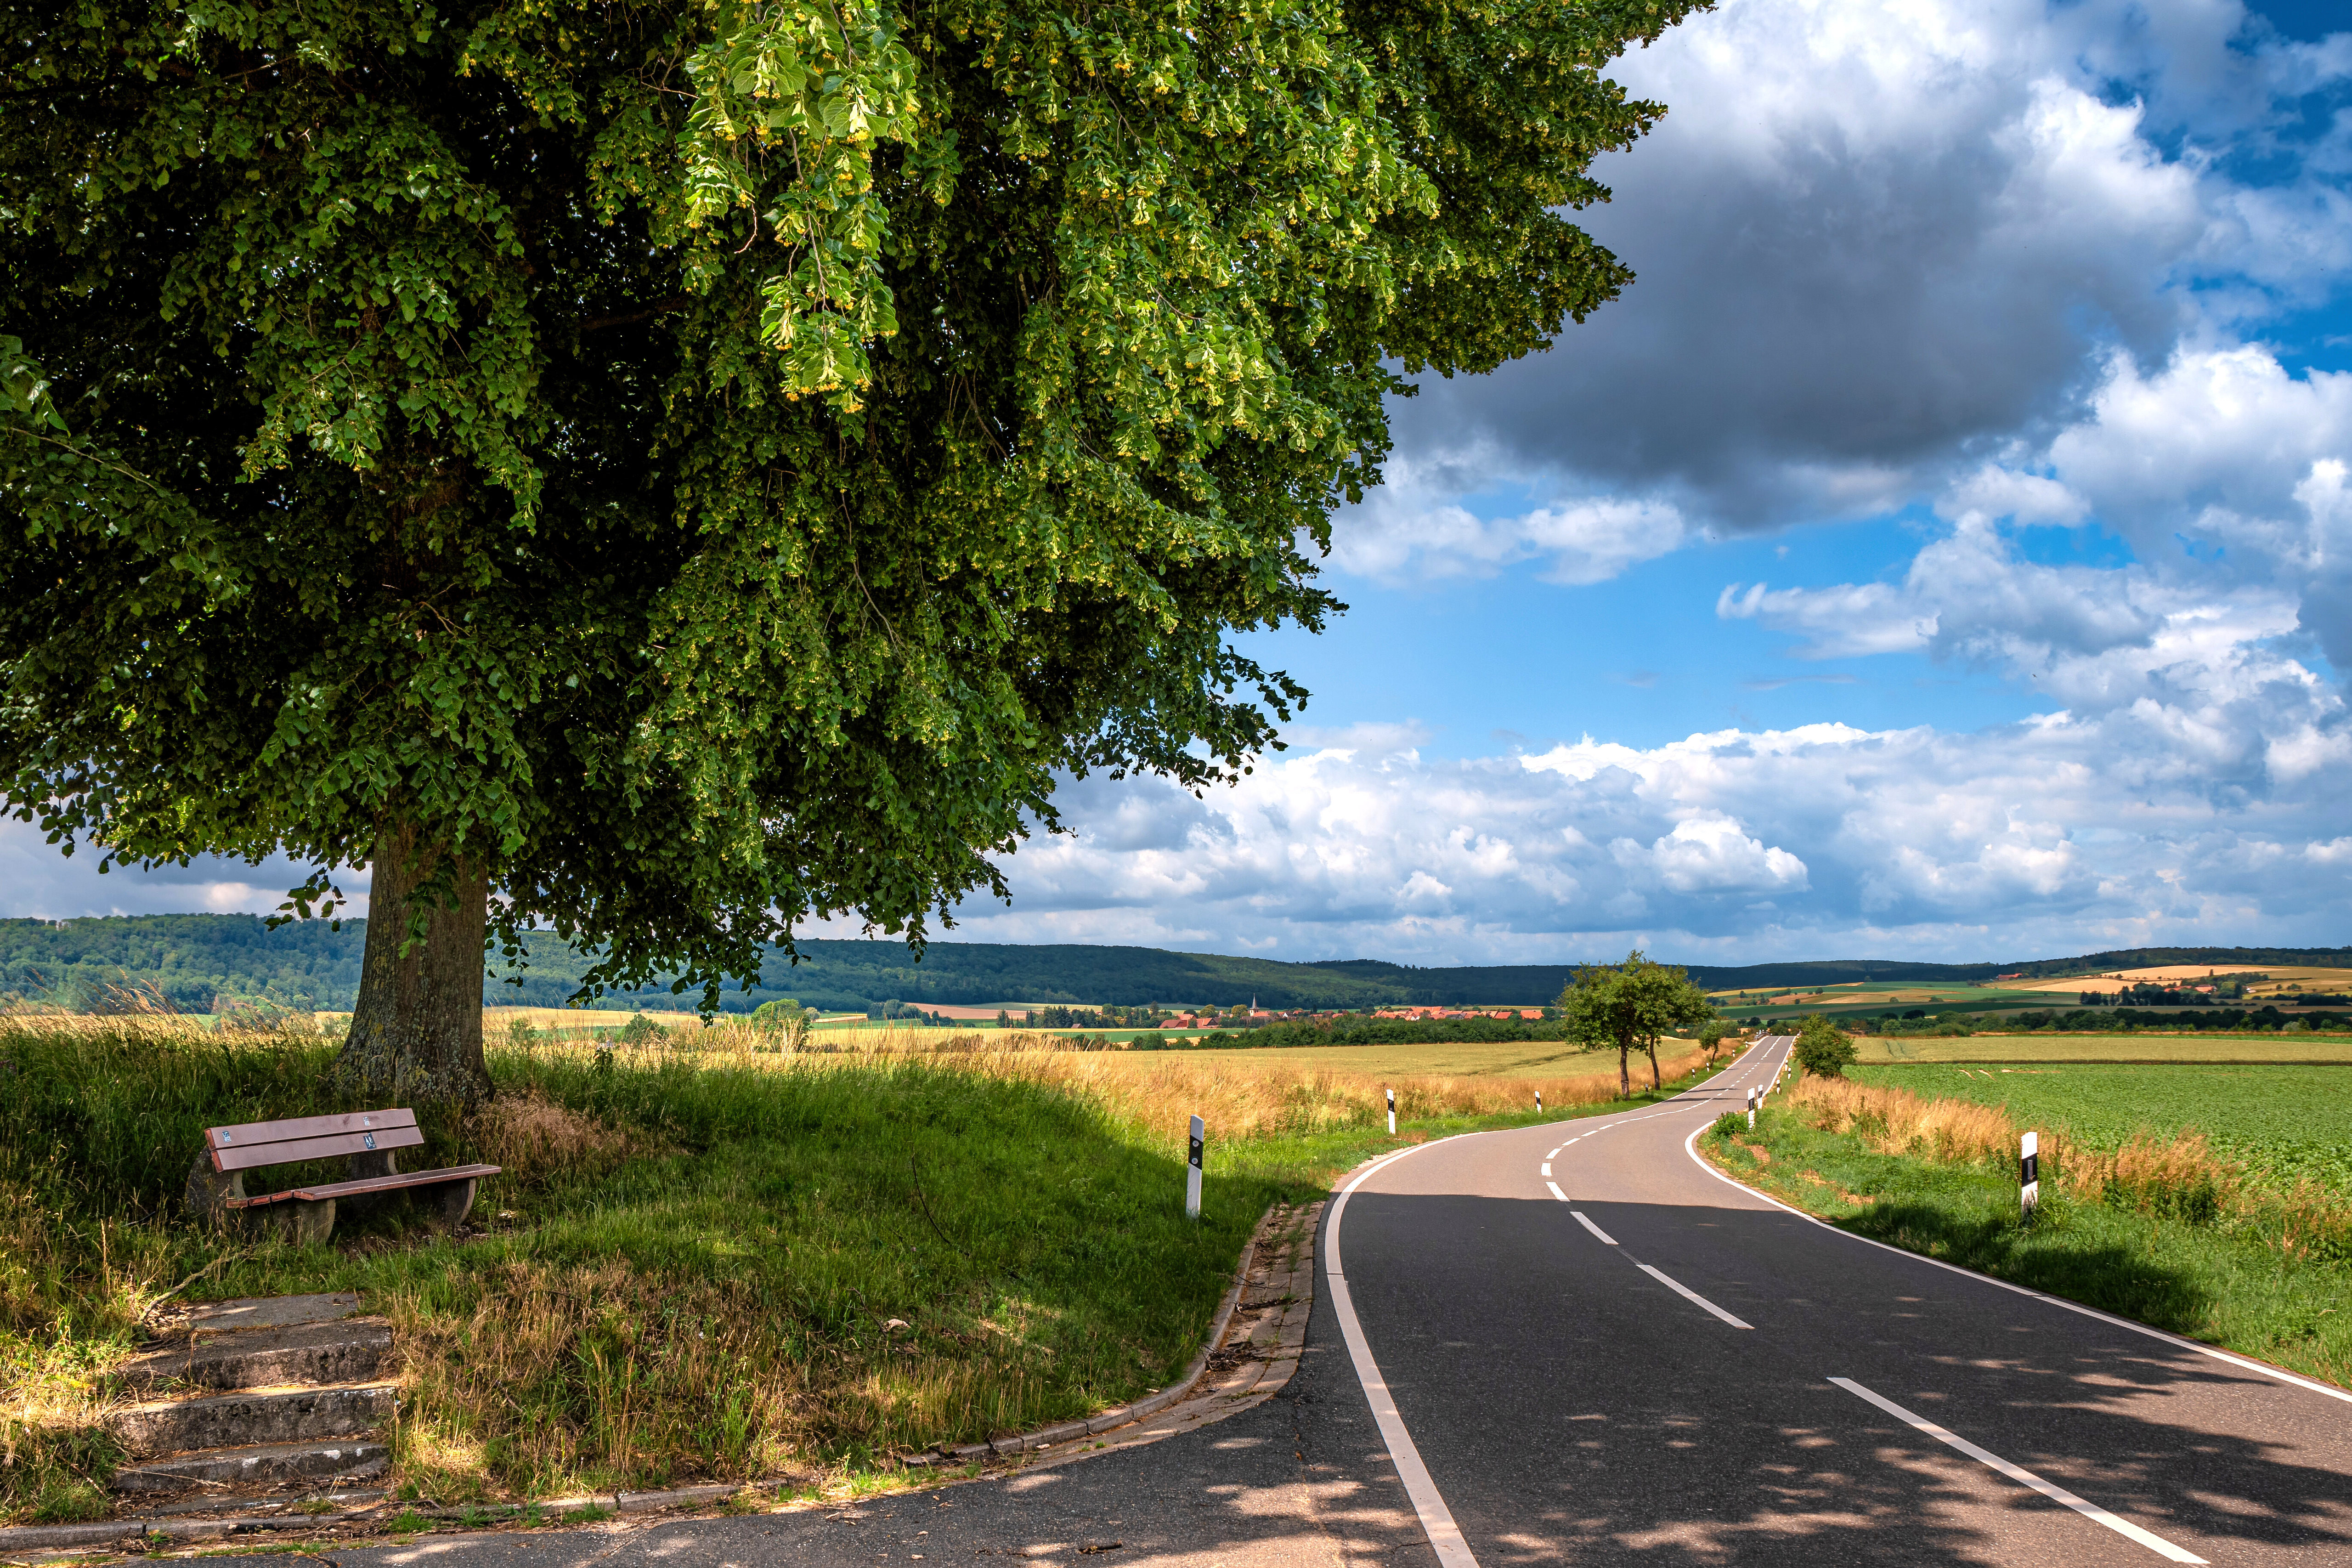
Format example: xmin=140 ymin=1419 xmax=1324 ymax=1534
xmin=6 ymin=915 xmax=2347 ymax=1017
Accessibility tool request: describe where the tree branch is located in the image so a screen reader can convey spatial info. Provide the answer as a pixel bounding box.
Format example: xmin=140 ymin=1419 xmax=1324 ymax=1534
xmin=579 ymin=295 xmax=693 ymax=332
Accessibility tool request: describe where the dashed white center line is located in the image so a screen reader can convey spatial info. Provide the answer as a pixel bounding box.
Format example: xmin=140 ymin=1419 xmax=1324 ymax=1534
xmin=1546 ymin=1180 xmax=1572 ymax=1203
xmin=1540 ymin=1162 xmax=1552 ymax=1176
xmin=1569 ymin=1210 xmax=1617 ymax=1245
xmin=1830 ymin=1377 xmax=2207 ymax=1563
xmin=1636 ymin=1262 xmax=1751 ymax=1328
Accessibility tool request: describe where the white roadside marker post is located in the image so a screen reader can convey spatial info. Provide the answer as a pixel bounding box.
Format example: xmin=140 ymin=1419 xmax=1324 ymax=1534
xmin=1536 ymin=1089 xmax=1543 ymax=1116
xmin=1747 ymin=1086 xmax=1757 ymax=1130
xmin=2020 ymin=1130 xmax=2039 ymax=1224
xmin=1186 ymin=1115 xmax=1204 ymax=1220
xmin=1386 ymin=1087 xmax=1396 ymax=1137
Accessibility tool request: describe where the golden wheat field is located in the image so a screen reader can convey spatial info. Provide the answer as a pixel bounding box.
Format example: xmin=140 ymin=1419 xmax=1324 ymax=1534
xmin=2007 ymin=964 xmax=2352 ymax=996
xmin=525 ymin=1021 xmax=1722 ymax=1150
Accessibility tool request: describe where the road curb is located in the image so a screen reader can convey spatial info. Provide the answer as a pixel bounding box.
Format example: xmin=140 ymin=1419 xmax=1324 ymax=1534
xmin=0 ymin=1485 xmax=744 ymax=1557
xmin=914 ymin=1197 xmax=1314 ymax=1465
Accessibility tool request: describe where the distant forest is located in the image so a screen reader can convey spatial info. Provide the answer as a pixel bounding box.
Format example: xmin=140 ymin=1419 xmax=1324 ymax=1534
xmin=4 ymin=915 xmax=2346 ymax=1015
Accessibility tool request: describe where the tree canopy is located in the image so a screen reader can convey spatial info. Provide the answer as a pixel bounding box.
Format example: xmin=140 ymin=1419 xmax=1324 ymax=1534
xmin=2 ymin=0 xmax=1704 ymax=1098
xmin=1557 ymin=949 xmax=1715 ymax=1096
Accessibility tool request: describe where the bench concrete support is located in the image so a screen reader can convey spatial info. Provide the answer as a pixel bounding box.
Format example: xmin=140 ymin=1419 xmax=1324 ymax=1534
xmin=184 ymin=1153 xmax=337 ymax=1243
xmin=429 ymin=1176 xmax=479 ymax=1230
xmin=342 ymin=1148 xmax=475 ymax=1228
xmin=184 ymin=1150 xmax=244 ymax=1224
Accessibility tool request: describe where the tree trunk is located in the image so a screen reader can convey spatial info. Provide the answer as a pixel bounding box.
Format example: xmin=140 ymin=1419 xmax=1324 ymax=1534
xmin=1645 ymin=1039 xmax=1662 ymax=1091
xmin=339 ymin=819 xmax=493 ymax=1105
xmin=1616 ymin=1043 xmax=1630 ymax=1099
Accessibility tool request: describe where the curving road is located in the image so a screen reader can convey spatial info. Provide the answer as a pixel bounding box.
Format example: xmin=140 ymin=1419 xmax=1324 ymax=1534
xmin=222 ymin=1037 xmax=2352 ymax=1568
xmin=1326 ymin=1035 xmax=2352 ymax=1565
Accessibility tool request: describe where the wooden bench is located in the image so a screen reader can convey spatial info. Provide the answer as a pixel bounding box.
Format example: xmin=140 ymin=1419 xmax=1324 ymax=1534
xmin=185 ymin=1109 xmax=499 ymax=1244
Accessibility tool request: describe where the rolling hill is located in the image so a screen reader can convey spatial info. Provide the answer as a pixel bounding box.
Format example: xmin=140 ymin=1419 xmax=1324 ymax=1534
xmin=5 ymin=915 xmax=2346 ymax=1016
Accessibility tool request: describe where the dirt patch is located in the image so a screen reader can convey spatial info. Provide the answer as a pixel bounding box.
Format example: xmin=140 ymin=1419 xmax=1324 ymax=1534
xmin=1792 ymin=1170 xmax=1875 ymax=1206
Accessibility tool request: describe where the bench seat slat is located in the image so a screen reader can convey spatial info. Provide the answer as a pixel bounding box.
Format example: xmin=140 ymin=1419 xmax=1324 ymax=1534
xmin=226 ymin=1164 xmax=501 ymax=1209
xmin=210 ymin=1124 xmax=425 ymax=1173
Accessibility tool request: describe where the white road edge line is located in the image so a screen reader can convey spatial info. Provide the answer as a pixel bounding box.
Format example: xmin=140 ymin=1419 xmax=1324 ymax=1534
xmin=1568 ymin=1209 xmax=1617 ymax=1245
xmin=1305 ymin=1036 xmax=1780 ymax=1568
xmin=1637 ymin=1262 xmax=1751 ymax=1328
xmin=1545 ymin=1180 xmax=1571 ymax=1203
xmin=1327 ymin=1145 xmax=1482 ymax=1568
xmin=1829 ymin=1376 xmax=2207 ymax=1563
xmin=1679 ymin=1083 xmax=2352 ymax=1407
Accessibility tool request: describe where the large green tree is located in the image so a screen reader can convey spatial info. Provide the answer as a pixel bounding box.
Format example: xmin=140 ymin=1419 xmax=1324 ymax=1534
xmin=2 ymin=0 xmax=1702 ymax=1101
xmin=1558 ymin=949 xmax=1716 ymax=1097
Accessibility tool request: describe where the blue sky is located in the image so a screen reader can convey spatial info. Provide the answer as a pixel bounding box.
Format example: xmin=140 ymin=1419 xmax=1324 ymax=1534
xmin=8 ymin=0 xmax=2352 ymax=968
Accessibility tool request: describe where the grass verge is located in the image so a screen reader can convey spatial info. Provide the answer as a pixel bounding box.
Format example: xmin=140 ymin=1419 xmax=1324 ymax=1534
xmin=0 ymin=1018 xmax=1728 ymax=1523
xmin=1696 ymin=1079 xmax=2352 ymax=1391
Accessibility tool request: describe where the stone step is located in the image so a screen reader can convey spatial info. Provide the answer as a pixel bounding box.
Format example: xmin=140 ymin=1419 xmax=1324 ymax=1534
xmin=111 ymin=1437 xmax=391 ymax=1495
xmin=110 ymin=1381 xmax=399 ymax=1457
xmin=119 ymin=1318 xmax=393 ymax=1393
xmin=180 ymin=1293 xmax=362 ymax=1333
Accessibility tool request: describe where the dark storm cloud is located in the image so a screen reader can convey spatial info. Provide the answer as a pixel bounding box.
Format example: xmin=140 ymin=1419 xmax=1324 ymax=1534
xmin=1377 ymin=0 xmax=2340 ymax=529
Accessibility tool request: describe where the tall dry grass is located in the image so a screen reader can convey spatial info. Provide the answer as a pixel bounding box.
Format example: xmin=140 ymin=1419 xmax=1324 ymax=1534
xmin=1785 ymin=1073 xmax=2352 ymax=1256
xmin=567 ymin=1018 xmax=1713 ymax=1154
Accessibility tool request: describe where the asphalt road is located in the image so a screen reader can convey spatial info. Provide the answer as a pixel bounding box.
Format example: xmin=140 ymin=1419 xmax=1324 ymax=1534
xmin=229 ymin=1039 xmax=2352 ymax=1568
xmin=1330 ymin=1036 xmax=2352 ymax=1565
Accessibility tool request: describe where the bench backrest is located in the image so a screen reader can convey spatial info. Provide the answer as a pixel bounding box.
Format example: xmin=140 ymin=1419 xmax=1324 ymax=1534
xmin=204 ymin=1109 xmax=423 ymax=1173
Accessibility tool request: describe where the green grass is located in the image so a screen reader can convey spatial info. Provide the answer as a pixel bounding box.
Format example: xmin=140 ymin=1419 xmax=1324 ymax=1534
xmin=0 ymin=1021 xmax=1729 ymax=1521
xmin=1855 ymin=1033 xmax=2352 ymax=1064
xmin=1702 ymin=1107 xmax=2352 ymax=1390
xmin=1854 ymin=1063 xmax=2352 ymax=1195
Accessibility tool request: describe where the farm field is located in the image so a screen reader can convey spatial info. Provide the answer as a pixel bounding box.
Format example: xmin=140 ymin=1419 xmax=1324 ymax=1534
xmin=1710 ymin=981 xmax=2047 ymax=1010
xmin=2006 ymin=963 xmax=2352 ymax=997
xmin=482 ymin=1007 xmax=878 ymax=1033
xmin=1855 ymin=1033 xmax=2352 ymax=1064
xmin=1852 ymin=1062 xmax=2352 ymax=1195
xmin=484 ymin=1012 xmax=1237 ymax=1046
xmin=481 ymin=1006 xmax=691 ymax=1031
xmin=1063 ymin=1037 xmax=1657 ymax=1081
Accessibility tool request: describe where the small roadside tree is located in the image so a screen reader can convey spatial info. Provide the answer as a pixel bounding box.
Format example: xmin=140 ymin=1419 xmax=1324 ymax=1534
xmin=1697 ymin=1019 xmax=1730 ymax=1066
xmin=1792 ymin=1017 xmax=1858 ymax=1079
xmin=1557 ymin=951 xmax=1717 ymax=1098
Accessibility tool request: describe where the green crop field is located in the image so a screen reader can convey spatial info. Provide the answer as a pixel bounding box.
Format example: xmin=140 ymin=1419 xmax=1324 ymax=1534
xmin=1854 ymin=1033 xmax=2352 ymax=1064
xmin=1854 ymin=1062 xmax=2352 ymax=1195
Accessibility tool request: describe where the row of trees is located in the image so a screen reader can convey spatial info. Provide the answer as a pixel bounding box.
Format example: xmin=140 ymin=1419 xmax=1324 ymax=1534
xmin=1555 ymin=951 xmax=1860 ymax=1095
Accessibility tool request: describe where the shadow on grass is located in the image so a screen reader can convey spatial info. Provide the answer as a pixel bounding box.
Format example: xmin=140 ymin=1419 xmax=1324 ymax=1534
xmin=1842 ymin=1199 xmax=2213 ymax=1336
